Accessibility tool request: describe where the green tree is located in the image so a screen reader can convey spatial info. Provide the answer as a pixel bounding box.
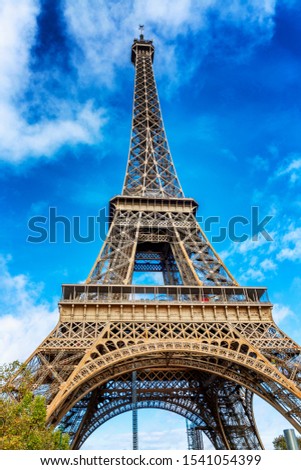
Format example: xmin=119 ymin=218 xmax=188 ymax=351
xmin=0 ymin=361 xmax=69 ymax=450
xmin=273 ymin=434 xmax=301 ymax=450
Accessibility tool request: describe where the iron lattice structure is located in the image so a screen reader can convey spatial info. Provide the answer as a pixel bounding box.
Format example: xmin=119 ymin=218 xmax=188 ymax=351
xmin=13 ymin=34 xmax=301 ymax=449
xmin=186 ymin=419 xmax=204 ymax=450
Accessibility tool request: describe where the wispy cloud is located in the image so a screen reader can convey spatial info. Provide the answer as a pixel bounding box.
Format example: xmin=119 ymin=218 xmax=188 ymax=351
xmin=260 ymin=258 xmax=277 ymax=271
xmin=64 ymin=0 xmax=277 ymax=83
xmin=276 ymin=154 xmax=301 ymax=184
xmin=253 ymin=395 xmax=294 ymax=449
xmin=0 ymin=254 xmax=58 ymax=363
xmin=0 ymin=100 xmax=106 ymax=163
xmin=272 ymin=303 xmax=294 ymax=323
xmin=0 ymin=0 xmax=277 ymax=164
xmin=0 ymin=0 xmax=38 ymax=97
xmin=277 ymin=225 xmax=301 ymax=262
xmin=0 ymin=0 xmax=106 ymax=164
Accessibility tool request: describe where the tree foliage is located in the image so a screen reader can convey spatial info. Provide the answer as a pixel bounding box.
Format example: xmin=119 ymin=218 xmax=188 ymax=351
xmin=0 ymin=361 xmax=69 ymax=450
xmin=273 ymin=434 xmax=301 ymax=450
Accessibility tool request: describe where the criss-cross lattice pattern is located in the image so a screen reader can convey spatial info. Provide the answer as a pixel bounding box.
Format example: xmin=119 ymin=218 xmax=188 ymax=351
xmin=5 ymin=36 xmax=301 ymax=451
xmin=88 ymin=207 xmax=236 ymax=285
xmin=22 ymin=305 xmax=301 ymax=438
xmin=59 ymin=371 xmax=262 ymax=450
xmin=123 ymin=39 xmax=183 ymax=198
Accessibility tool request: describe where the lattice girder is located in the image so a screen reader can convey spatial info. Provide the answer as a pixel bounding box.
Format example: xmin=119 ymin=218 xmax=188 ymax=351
xmin=44 ymin=346 xmax=301 ymax=436
xmin=123 ymin=38 xmax=183 ymax=198
xmin=61 ymin=371 xmax=262 ymax=450
xmin=87 ymin=205 xmax=236 ymax=286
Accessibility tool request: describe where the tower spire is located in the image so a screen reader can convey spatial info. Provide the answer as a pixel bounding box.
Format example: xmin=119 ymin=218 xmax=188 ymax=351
xmin=139 ymin=24 xmax=144 ymax=40
xmin=123 ymin=34 xmax=183 ymax=198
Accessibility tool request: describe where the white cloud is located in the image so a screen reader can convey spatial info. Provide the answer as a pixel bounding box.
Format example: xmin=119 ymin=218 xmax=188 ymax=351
xmin=0 ymin=254 xmax=58 ymax=363
xmin=0 ymin=101 xmax=106 ymax=163
xmin=235 ymin=234 xmax=273 ymax=255
xmin=240 ymin=257 xmax=277 ymax=282
xmin=0 ymin=0 xmax=38 ymax=97
xmin=260 ymin=258 xmax=277 ymax=271
xmin=253 ymin=395 xmax=295 ymax=449
xmin=0 ymin=0 xmax=277 ymax=164
xmin=281 ymin=158 xmax=301 ymax=173
xmin=276 ymin=154 xmax=301 ymax=183
xmin=63 ymin=0 xmax=277 ymax=84
xmin=240 ymin=267 xmax=265 ymax=283
xmin=272 ymin=303 xmax=294 ymax=323
xmin=277 ymin=226 xmax=301 ymax=262
xmin=0 ymin=0 xmax=106 ymax=164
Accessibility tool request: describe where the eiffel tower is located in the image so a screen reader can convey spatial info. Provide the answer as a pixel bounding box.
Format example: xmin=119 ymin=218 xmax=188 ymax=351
xmin=22 ymin=32 xmax=301 ymax=450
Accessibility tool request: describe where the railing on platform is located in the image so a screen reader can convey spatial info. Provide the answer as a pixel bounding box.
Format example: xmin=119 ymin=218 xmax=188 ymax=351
xmin=60 ymin=284 xmax=270 ymax=304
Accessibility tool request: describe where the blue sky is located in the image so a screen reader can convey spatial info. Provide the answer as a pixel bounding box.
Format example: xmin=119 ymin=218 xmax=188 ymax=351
xmin=0 ymin=0 xmax=301 ymax=450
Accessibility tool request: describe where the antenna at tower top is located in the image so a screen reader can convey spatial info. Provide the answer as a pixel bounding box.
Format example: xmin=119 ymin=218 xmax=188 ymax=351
xmin=139 ymin=24 xmax=144 ymax=40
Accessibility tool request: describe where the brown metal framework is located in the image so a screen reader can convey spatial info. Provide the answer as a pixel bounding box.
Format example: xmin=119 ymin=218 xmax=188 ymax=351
xmin=10 ymin=34 xmax=301 ymax=449
xmin=186 ymin=419 xmax=204 ymax=450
